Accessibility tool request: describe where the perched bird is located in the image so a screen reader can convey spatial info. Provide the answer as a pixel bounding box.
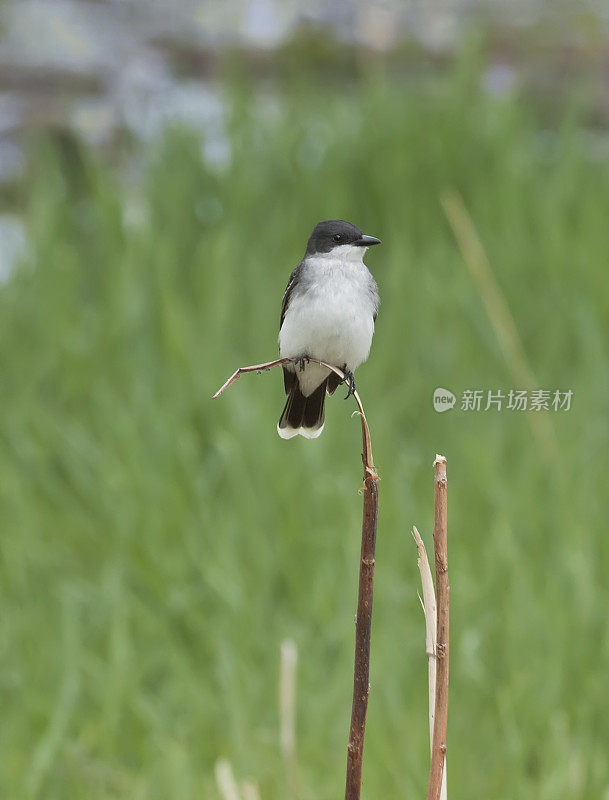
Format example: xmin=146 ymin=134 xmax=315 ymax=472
xmin=278 ymin=220 xmax=381 ymax=439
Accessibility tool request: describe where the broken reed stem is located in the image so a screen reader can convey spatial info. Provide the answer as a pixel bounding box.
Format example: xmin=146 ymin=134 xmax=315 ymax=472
xmin=412 ymin=526 xmax=437 ymax=753
xmin=412 ymin=525 xmax=447 ymax=800
xmin=427 ymin=455 xmax=449 ymax=800
xmin=213 ymin=357 xmax=379 ymax=800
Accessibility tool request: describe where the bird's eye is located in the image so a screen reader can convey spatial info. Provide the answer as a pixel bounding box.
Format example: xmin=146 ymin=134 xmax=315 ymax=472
xmin=333 ymin=234 xmax=342 ymax=242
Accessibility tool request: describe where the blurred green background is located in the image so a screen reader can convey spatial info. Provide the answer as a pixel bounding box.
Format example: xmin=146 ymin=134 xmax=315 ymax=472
xmin=1 ymin=2 xmax=608 ymax=798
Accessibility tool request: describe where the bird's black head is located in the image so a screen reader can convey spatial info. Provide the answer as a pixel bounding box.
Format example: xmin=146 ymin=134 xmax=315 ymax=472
xmin=305 ymin=220 xmax=381 ymax=256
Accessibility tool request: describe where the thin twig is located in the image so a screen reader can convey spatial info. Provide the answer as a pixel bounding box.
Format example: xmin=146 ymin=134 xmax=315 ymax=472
xmin=213 ymin=357 xmax=374 ymax=473
xmin=427 ymin=455 xmax=449 ymax=800
xmin=213 ymin=357 xmax=379 ymax=800
xmin=212 ymin=358 xmax=290 ymax=400
xmin=279 ymin=639 xmax=298 ymax=800
xmin=412 ymin=526 xmax=446 ymax=800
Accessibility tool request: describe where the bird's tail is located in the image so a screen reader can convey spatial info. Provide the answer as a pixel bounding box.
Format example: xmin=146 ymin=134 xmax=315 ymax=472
xmin=277 ymin=378 xmax=326 ymax=439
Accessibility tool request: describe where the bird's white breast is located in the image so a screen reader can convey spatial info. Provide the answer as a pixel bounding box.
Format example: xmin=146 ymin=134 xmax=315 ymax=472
xmin=279 ymin=250 xmax=378 ymax=396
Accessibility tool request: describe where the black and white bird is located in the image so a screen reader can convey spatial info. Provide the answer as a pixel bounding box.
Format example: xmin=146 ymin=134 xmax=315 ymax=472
xmin=278 ymin=220 xmax=381 ymax=439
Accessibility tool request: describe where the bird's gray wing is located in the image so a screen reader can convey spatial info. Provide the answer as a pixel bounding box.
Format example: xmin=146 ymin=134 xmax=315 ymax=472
xmin=279 ymin=261 xmax=304 ymax=330
xmin=371 ymin=275 xmax=380 ymax=324
xmin=280 ymin=261 xmax=304 ymax=394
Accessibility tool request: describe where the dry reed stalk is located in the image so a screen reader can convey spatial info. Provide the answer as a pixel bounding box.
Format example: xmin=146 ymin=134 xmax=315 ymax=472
xmin=344 ymin=459 xmax=378 ymax=800
xmin=412 ymin=524 xmax=446 ymax=800
xmin=426 ymin=455 xmax=449 ymax=800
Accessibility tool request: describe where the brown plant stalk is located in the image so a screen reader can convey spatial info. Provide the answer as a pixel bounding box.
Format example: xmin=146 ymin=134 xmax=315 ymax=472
xmin=344 ymin=465 xmax=378 ymax=800
xmin=213 ymin=357 xmax=378 ymax=800
xmin=427 ymin=455 xmax=449 ymax=800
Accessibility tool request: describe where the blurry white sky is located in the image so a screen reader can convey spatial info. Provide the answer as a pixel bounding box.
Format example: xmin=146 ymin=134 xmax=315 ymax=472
xmin=0 ymin=0 xmax=607 ymax=74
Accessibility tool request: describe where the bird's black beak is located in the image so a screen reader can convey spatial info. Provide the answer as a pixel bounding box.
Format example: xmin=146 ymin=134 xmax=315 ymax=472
xmin=355 ymin=234 xmax=381 ymax=247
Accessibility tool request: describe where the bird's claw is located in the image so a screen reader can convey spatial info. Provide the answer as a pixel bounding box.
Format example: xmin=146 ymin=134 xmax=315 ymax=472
xmin=343 ymin=368 xmax=356 ymax=399
xmin=296 ymin=355 xmax=310 ymax=372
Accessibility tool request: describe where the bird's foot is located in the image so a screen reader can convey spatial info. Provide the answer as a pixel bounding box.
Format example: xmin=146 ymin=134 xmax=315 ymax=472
xmin=342 ymin=367 xmax=356 ymax=399
xmin=296 ymin=355 xmax=310 ymax=372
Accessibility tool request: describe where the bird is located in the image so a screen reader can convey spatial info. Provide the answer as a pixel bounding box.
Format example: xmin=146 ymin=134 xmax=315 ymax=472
xmin=277 ymin=219 xmax=380 ymax=439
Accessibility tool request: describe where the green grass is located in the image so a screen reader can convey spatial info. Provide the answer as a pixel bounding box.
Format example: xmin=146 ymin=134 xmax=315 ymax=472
xmin=1 ymin=48 xmax=608 ymax=799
